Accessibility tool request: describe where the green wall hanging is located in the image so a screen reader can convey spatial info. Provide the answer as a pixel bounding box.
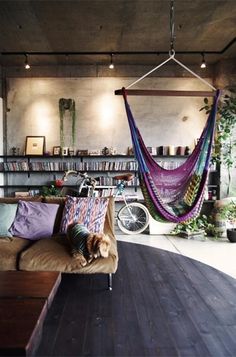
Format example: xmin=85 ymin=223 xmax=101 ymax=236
xmin=59 ymin=98 xmax=76 ymax=148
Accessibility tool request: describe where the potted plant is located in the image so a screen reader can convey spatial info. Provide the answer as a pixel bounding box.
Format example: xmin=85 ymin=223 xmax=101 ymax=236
xmin=200 ymin=91 xmax=236 ymax=196
xmin=217 ymin=201 xmax=236 ymax=242
xmin=171 ymin=214 xmax=215 ymax=240
xmin=40 ymin=180 xmax=63 ymax=197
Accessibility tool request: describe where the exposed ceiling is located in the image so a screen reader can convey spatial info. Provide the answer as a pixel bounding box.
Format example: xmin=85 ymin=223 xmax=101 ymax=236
xmin=0 ymin=0 xmax=236 ymax=67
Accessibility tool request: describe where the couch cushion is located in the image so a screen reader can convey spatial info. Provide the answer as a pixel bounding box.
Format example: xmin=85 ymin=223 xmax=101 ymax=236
xmin=60 ymin=196 xmax=109 ymax=234
xmin=9 ymin=201 xmax=59 ymax=240
xmin=19 ymin=232 xmax=118 ymax=274
xmin=0 ymin=237 xmax=32 ymax=271
xmin=0 ymin=203 xmax=18 ymax=237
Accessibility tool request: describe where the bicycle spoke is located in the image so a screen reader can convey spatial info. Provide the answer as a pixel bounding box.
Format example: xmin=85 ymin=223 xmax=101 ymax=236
xmin=118 ymin=204 xmax=149 ymax=234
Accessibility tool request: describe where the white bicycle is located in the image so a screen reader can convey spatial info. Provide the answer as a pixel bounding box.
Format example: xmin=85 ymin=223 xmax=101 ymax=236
xmin=112 ymin=173 xmax=150 ymax=235
xmin=61 ymin=171 xmax=150 ymax=235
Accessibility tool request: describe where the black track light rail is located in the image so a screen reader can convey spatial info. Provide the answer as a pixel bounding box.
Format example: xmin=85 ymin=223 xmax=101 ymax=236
xmin=1 ymin=38 xmax=235 ymax=57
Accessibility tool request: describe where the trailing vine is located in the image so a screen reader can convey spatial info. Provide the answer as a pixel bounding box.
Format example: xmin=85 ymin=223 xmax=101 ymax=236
xmin=59 ymin=98 xmax=76 ymax=148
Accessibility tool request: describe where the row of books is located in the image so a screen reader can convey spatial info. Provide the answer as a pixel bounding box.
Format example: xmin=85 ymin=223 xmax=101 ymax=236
xmin=80 ymin=161 xmax=138 ymax=171
xmin=93 ymin=188 xmax=115 ymax=197
xmin=115 ymin=193 xmax=139 ymax=202
xmin=0 ymin=161 xmax=80 ymax=171
xmin=157 ymin=161 xmax=217 ymax=171
xmin=157 ymin=161 xmax=183 ymax=170
xmin=0 ymin=159 xmax=217 ymax=173
xmin=14 ymin=190 xmax=40 ymax=197
xmin=95 ymin=176 xmax=140 ymax=186
xmin=0 ymin=160 xmax=138 ymax=172
xmin=0 ymin=161 xmax=29 ymax=171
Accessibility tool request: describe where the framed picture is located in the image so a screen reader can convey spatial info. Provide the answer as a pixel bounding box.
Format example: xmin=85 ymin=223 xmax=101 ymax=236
xmin=89 ymin=149 xmax=101 ymax=156
xmin=127 ymin=146 xmax=134 ymax=156
xmin=53 ymin=146 xmax=61 ymax=156
xmin=62 ymin=147 xmax=69 ymax=156
xmin=77 ymin=149 xmax=88 ymax=156
xmin=25 ymin=136 xmax=45 ymax=156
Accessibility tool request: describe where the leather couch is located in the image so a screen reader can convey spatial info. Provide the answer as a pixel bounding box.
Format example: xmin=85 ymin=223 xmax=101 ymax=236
xmin=0 ymin=196 xmax=118 ymax=290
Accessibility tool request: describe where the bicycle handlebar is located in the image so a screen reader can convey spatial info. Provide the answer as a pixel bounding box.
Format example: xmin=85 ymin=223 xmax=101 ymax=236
xmin=62 ymin=170 xmax=134 ymax=198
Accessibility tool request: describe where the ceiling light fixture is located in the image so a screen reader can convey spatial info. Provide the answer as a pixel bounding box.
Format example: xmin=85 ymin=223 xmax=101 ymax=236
xmin=109 ymin=54 xmax=114 ymax=69
xmin=24 ymin=54 xmax=30 ymax=69
xmin=200 ymin=53 xmax=206 ymax=69
xmin=1 ymin=37 xmax=235 ymax=67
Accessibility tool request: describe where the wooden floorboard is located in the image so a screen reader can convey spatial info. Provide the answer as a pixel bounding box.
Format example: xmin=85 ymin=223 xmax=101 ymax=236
xmin=36 ymin=241 xmax=236 ymax=357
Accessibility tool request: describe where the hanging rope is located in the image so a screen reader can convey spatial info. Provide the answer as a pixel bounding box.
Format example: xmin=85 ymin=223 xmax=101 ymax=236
xmin=119 ymin=0 xmax=216 ymax=93
xmin=170 ymin=0 xmax=175 ymax=55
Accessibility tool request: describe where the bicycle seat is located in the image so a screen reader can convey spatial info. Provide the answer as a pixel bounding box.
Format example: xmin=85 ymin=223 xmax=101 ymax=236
xmin=113 ymin=173 xmax=134 ymax=182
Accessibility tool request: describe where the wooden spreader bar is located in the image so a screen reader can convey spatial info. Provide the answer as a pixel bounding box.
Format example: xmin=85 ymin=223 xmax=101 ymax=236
xmin=114 ymin=89 xmax=215 ymax=97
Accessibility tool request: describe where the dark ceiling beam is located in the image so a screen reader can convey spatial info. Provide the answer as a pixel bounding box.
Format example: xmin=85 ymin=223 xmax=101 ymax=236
xmin=1 ymin=38 xmax=235 ymax=57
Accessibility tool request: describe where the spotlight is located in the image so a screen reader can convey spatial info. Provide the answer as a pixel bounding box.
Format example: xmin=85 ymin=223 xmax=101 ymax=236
xmin=200 ymin=53 xmax=206 ymax=69
xmin=24 ymin=54 xmax=30 ymax=69
xmin=109 ymin=54 xmax=114 ymax=69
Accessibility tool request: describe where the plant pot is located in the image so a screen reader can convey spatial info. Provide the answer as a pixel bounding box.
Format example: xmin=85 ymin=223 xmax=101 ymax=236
xmin=178 ymin=230 xmax=205 ymax=241
xmin=213 ymin=212 xmax=226 ymax=237
xmin=226 ymin=228 xmax=236 ymax=243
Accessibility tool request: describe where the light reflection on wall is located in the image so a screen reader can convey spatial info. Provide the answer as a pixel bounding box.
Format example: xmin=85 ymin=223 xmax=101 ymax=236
xmin=26 ymin=99 xmax=54 ymax=133
xmin=96 ymin=93 xmax=118 ymax=129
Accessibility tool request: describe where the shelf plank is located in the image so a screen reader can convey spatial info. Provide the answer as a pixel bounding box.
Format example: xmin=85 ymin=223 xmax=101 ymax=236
xmin=0 ymin=155 xmax=189 ymax=159
xmin=0 ymin=170 xmax=137 ymax=174
xmin=0 ymin=185 xmax=137 ymax=189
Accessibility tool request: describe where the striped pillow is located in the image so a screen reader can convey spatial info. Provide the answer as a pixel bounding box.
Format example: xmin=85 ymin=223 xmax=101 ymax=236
xmin=60 ymin=196 xmax=109 ymax=233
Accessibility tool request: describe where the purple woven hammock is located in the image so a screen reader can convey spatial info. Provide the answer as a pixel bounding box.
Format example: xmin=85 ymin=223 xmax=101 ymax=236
xmin=122 ymin=88 xmax=221 ymax=223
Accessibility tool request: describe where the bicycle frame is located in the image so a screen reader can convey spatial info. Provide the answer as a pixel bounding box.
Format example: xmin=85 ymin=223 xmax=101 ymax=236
xmin=114 ymin=181 xmax=139 ymax=221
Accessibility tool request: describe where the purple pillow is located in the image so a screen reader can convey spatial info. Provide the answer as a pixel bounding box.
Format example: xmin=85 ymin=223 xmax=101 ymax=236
xmin=9 ymin=200 xmax=59 ymax=240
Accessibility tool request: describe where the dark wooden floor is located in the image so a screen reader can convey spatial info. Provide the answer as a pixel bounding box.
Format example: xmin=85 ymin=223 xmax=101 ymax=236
xmin=36 ymin=241 xmax=236 ymax=357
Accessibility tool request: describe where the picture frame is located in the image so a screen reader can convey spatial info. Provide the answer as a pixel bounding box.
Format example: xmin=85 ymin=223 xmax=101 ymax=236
xmin=62 ymin=147 xmax=69 ymax=156
xmin=89 ymin=149 xmax=101 ymax=156
xmin=53 ymin=146 xmax=61 ymax=156
xmin=77 ymin=149 xmax=88 ymax=156
xmin=25 ymin=136 xmax=45 ymax=156
xmin=127 ymin=146 xmax=134 ymax=156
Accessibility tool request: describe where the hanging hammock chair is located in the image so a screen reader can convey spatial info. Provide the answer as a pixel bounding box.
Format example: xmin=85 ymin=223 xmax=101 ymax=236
xmin=121 ymin=87 xmax=221 ymax=223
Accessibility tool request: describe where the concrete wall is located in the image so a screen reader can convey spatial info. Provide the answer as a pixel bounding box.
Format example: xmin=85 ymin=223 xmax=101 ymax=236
xmin=214 ymin=60 xmax=236 ymax=90
xmin=6 ymin=77 xmax=209 ymax=156
xmin=3 ymin=61 xmax=236 ymax=199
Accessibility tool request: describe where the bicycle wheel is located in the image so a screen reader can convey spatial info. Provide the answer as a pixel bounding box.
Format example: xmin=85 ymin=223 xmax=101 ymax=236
xmin=117 ymin=202 xmax=150 ymax=234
